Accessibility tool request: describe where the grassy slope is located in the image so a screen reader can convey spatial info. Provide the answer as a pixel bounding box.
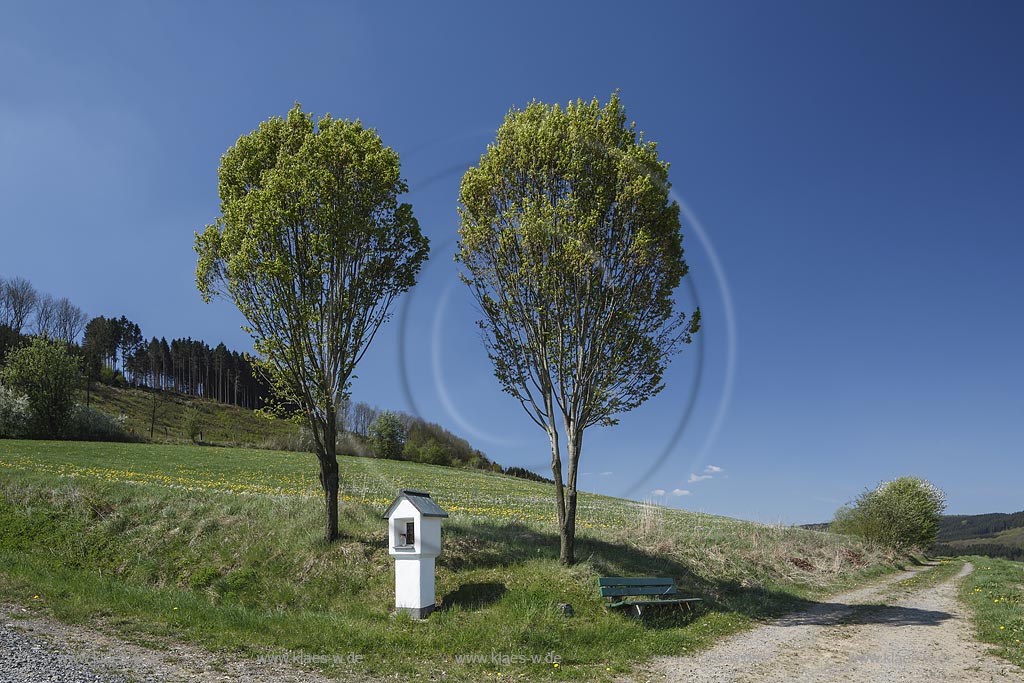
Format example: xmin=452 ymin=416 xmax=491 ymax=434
xmin=0 ymin=440 xmax=899 ymax=681
xmin=86 ymin=383 xmax=299 ymax=448
xmin=946 ymin=527 xmax=1024 ymax=548
xmin=959 ymin=557 xmax=1024 ymax=668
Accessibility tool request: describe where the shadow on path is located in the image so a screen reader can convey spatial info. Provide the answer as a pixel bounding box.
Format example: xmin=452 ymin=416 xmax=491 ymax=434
xmin=774 ymin=602 xmax=954 ymax=627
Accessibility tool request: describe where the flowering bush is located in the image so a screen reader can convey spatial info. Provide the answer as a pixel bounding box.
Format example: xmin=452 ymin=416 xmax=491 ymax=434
xmin=66 ymin=404 xmax=135 ymax=442
xmin=833 ymin=476 xmax=946 ymax=551
xmin=0 ymin=381 xmax=30 ymax=438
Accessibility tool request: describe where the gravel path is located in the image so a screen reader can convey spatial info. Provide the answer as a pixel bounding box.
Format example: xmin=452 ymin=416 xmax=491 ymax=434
xmin=0 ymin=605 xmax=341 ymax=683
xmin=1 ymin=611 xmax=131 ymax=683
xmin=640 ymin=562 xmax=1024 ymax=682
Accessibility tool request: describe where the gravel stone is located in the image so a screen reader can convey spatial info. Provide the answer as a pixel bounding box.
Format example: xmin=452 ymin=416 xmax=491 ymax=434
xmin=1 ymin=616 xmax=131 ymax=683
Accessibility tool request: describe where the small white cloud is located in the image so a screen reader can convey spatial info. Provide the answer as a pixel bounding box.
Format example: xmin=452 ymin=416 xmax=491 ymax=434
xmin=688 ymin=473 xmax=712 ymax=483
xmin=671 ymin=488 xmax=691 ymax=496
xmin=704 ymin=465 xmax=723 ymax=473
xmin=651 ymin=489 xmax=666 ymax=496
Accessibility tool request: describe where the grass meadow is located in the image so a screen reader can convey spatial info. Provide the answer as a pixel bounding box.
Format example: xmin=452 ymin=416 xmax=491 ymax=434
xmin=0 ymin=440 xmax=899 ymax=680
xmin=960 ymin=557 xmax=1024 ymax=668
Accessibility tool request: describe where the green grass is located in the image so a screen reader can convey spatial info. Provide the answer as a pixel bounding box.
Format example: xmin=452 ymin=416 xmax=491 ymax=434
xmin=893 ymin=557 xmax=963 ymax=591
xmin=86 ymin=384 xmax=300 ymax=448
xmin=959 ymin=557 xmax=1024 ymax=668
xmin=0 ymin=440 xmax=900 ymax=680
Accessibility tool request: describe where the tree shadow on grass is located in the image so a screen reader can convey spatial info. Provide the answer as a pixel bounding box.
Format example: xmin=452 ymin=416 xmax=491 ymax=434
xmin=436 ymin=519 xmax=956 ymax=631
xmin=438 ymin=519 xmax=816 ymax=629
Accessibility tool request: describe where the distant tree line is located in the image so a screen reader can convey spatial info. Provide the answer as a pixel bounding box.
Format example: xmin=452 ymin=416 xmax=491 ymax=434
xmin=338 ymin=401 xmax=552 ymax=481
xmin=931 ymin=542 xmax=1024 ymax=562
xmin=81 ymin=315 xmax=270 ymax=410
xmin=0 ymin=274 xmax=273 ymax=410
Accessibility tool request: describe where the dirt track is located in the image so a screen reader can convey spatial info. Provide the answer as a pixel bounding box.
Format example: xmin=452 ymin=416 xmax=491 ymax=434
xmin=641 ymin=562 xmax=1024 ymax=682
xmin=3 ymin=563 xmax=1022 ymax=682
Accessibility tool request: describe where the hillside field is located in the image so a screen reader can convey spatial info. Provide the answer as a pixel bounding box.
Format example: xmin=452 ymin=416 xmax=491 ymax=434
xmin=86 ymin=383 xmax=301 ymax=448
xmin=0 ymin=440 xmax=899 ymax=681
xmin=933 ymin=511 xmax=1024 ymax=561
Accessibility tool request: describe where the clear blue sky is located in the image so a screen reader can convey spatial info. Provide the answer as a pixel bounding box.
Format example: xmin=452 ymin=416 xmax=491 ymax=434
xmin=2 ymin=2 xmax=1021 ymax=524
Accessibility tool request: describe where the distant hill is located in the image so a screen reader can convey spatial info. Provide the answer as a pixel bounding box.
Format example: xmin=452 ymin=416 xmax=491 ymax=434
xmin=84 ymin=384 xmax=559 ymax=484
xmin=801 ymin=511 xmax=1024 ymax=561
xmin=932 ymin=511 xmax=1024 ymax=561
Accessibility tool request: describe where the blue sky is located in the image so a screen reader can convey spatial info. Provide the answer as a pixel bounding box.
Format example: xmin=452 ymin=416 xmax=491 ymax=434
xmin=2 ymin=2 xmax=1021 ymax=523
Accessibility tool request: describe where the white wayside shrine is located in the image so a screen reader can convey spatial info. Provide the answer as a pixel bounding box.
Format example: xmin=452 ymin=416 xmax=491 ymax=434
xmin=383 ymin=489 xmax=448 ymax=619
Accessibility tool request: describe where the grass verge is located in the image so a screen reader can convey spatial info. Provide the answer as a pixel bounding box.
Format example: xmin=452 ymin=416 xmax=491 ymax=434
xmin=0 ymin=440 xmax=900 ymax=681
xmin=959 ymin=556 xmax=1024 ymax=669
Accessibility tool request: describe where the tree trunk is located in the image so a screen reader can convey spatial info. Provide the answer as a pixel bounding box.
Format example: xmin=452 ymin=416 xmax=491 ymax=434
xmin=559 ymin=426 xmax=584 ymax=566
xmin=561 ymin=489 xmax=577 ymax=566
xmin=318 ymin=414 xmax=341 ymax=543
xmin=547 ymin=424 xmax=575 ymax=565
xmin=319 ymin=453 xmax=340 ymax=542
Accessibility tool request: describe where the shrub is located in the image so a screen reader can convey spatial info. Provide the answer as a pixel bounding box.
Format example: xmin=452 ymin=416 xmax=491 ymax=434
xmin=259 ymin=425 xmax=316 ymax=453
xmin=0 ymin=337 xmax=81 ymax=437
xmin=369 ymin=411 xmax=406 ymax=460
xmin=417 ymin=438 xmax=449 ymax=465
xmin=66 ymin=405 xmax=135 ymax=442
xmin=0 ymin=382 xmax=30 ymax=438
xmin=832 ymin=476 xmax=946 ymax=551
xmin=183 ymin=406 xmax=203 ymax=443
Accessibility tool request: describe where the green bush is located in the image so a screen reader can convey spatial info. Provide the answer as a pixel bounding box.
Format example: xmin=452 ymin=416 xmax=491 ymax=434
xmin=183 ymin=405 xmax=203 ymax=443
xmin=369 ymin=410 xmax=406 ymax=460
xmin=418 ymin=438 xmax=448 ymax=465
xmin=832 ymin=476 xmax=946 ymax=551
xmin=0 ymin=337 xmax=81 ymax=437
xmin=66 ymin=405 xmax=135 ymax=442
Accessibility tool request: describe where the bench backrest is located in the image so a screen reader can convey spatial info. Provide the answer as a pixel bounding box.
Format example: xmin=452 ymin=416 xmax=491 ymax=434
xmin=598 ymin=576 xmax=677 ymax=598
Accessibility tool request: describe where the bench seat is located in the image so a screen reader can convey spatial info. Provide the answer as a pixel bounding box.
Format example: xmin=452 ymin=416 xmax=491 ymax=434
xmin=599 ymin=577 xmax=702 ymax=615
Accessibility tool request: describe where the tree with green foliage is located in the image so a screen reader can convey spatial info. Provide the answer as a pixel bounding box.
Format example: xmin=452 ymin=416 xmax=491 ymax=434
xmin=0 ymin=337 xmax=81 ymax=437
xmin=195 ymin=104 xmax=429 ymax=542
xmin=456 ymin=94 xmax=700 ymax=565
xmin=183 ymin=405 xmax=203 ymax=443
xmin=832 ymin=476 xmax=947 ymax=551
xmin=369 ymin=410 xmax=407 ymax=460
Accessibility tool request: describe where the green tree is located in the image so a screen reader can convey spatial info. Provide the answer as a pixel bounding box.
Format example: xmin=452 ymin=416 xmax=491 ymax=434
xmin=417 ymin=438 xmax=449 ymax=466
xmin=0 ymin=337 xmax=81 ymax=437
xmin=456 ymin=94 xmax=700 ymax=565
xmin=832 ymin=476 xmax=947 ymax=551
xmin=369 ymin=411 xmax=407 ymax=460
xmin=195 ymin=104 xmax=428 ymax=542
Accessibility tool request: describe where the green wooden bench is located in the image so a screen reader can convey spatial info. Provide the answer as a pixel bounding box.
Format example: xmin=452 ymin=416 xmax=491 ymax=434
xmin=598 ymin=577 xmax=702 ymax=617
